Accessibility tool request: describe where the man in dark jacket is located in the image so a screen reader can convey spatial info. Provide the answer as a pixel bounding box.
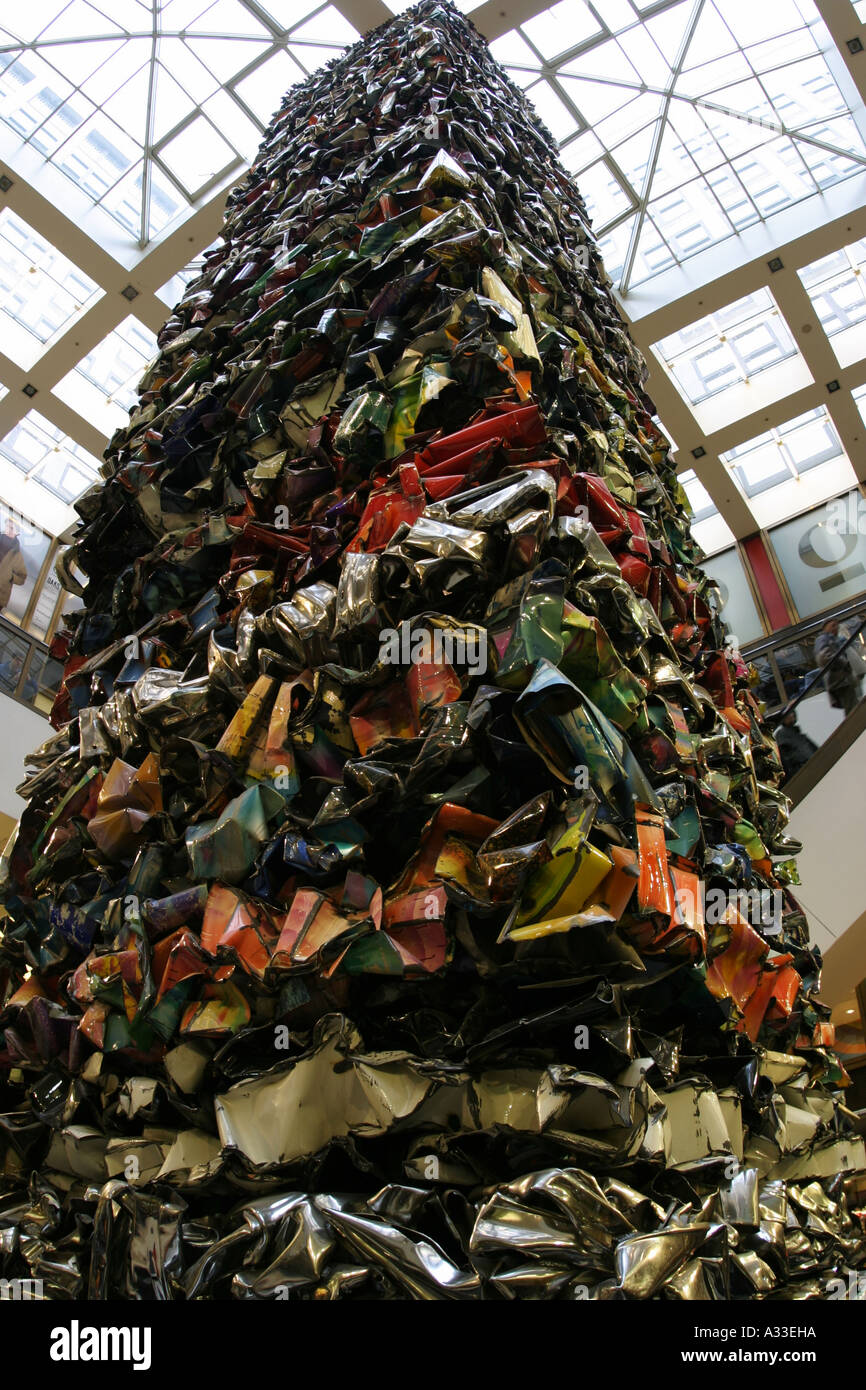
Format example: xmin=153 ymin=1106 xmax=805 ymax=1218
xmin=814 ymin=618 xmax=862 ymax=715
xmin=774 ymin=709 xmax=818 ymax=778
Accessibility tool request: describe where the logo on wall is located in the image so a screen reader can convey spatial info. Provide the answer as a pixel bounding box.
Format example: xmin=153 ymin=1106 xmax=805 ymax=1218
xmin=798 ymin=499 xmax=866 ymax=596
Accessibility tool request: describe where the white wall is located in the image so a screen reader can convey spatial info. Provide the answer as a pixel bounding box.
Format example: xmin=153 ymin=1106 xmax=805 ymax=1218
xmin=787 ymin=724 xmax=866 ymax=960
xmin=0 ymin=697 xmax=52 ymax=819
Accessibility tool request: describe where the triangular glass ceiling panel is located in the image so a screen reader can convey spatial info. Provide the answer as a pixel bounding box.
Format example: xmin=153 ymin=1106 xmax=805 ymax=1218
xmin=649 ymin=120 xmax=701 ymax=200
xmin=617 ymin=21 xmax=673 ymax=87
xmin=560 ymin=39 xmax=641 ymax=87
xmin=645 ymin=1 xmax=698 ymax=74
xmin=186 ymin=39 xmax=271 ymax=84
xmin=521 ymin=1 xmax=602 ymax=59
xmin=85 ymin=38 xmax=152 ymax=109
xmin=558 ymin=74 xmax=635 ymax=128
xmin=676 ymin=50 xmax=751 ymax=99
xmin=186 ymin=0 xmax=269 ymax=38
xmin=488 ymin=30 xmax=539 ymax=79
xmin=596 ymin=92 xmax=660 ymax=154
xmin=37 ymin=2 xmax=124 ymax=47
xmin=258 ymin=0 xmax=324 ymax=22
xmin=680 ymin=1 xmax=737 ymax=68
xmin=232 ymin=51 xmax=307 ymax=125
xmin=559 ymin=129 xmax=604 ymax=173
xmin=576 ymin=160 xmax=635 ymax=231
xmin=150 ymin=63 xmax=199 ymax=142
xmin=611 ymin=120 xmax=659 ymax=195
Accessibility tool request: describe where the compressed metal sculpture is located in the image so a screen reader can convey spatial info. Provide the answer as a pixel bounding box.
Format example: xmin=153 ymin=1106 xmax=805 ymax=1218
xmin=0 ymin=0 xmax=864 ymax=1300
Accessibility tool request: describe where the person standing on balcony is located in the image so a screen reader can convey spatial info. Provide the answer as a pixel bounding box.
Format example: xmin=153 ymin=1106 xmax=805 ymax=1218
xmin=814 ymin=617 xmax=863 ymax=716
xmin=0 ymin=519 xmax=27 ymax=613
xmin=774 ymin=708 xmax=818 ymax=778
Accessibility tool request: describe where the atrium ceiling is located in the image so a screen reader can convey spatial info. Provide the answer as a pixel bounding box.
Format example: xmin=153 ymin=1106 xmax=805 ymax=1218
xmin=0 ymin=0 xmax=866 ymax=639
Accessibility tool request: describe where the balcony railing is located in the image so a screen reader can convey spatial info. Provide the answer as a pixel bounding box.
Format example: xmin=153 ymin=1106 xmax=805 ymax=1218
xmin=742 ymin=594 xmax=866 ymax=787
xmin=0 ymin=609 xmax=62 ymax=718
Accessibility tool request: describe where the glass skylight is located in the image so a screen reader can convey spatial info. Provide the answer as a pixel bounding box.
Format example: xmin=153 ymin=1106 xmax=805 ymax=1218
xmin=721 ymin=405 xmax=857 ymax=530
xmin=678 ymin=465 xmax=735 ymax=556
xmin=157 ymin=237 xmax=222 ymax=307
xmin=652 ymin=288 xmax=800 ymax=408
xmin=490 ymin=0 xmax=866 ymax=291
xmin=0 ymin=207 xmax=101 ymax=368
xmin=0 ymin=411 xmax=103 ymax=504
xmin=721 ymin=406 xmax=843 ymax=499
xmin=680 ymin=465 xmax=718 ymax=522
xmin=799 ymin=237 xmax=866 ymax=367
xmin=54 ymin=315 xmax=158 ymax=437
xmin=231 ymin=49 xmax=306 ymax=126
xmin=0 ymin=2 xmax=358 ymax=248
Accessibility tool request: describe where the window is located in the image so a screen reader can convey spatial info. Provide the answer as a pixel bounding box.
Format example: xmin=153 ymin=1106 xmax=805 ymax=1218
xmin=700 ymin=546 xmax=765 ymax=644
xmin=0 ymin=413 xmax=103 ymax=505
xmin=653 ymin=289 xmax=799 ymax=408
xmin=677 ymin=467 xmax=735 ymax=556
xmin=722 ymin=408 xmax=842 ymax=499
xmin=54 ymin=316 xmax=158 ymax=436
xmin=157 ymin=238 xmax=222 ymax=308
xmin=0 ymin=209 xmax=101 ymax=367
xmin=799 ymin=238 xmax=866 ymax=365
xmin=492 ymin=0 xmax=866 ymax=291
xmin=0 ymin=2 xmax=355 ymax=248
xmin=680 ymin=467 xmax=718 ymax=523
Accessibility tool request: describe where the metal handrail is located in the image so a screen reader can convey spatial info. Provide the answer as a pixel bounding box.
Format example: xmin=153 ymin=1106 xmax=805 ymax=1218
xmin=742 ymin=594 xmax=866 ymax=662
xmin=781 ymin=616 xmax=866 ymax=717
xmin=740 ymin=594 xmax=866 ymax=718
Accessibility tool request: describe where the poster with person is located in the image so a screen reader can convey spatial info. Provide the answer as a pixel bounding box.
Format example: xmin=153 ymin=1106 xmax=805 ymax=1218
xmin=0 ymin=504 xmax=52 ymax=627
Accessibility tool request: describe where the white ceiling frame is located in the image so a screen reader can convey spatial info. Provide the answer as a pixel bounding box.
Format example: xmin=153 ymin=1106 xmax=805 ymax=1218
xmin=619 ymin=0 xmax=707 ymax=295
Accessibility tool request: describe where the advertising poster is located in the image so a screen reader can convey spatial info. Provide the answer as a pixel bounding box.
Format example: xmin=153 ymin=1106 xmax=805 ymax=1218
xmin=0 ymin=502 xmax=52 ymax=626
